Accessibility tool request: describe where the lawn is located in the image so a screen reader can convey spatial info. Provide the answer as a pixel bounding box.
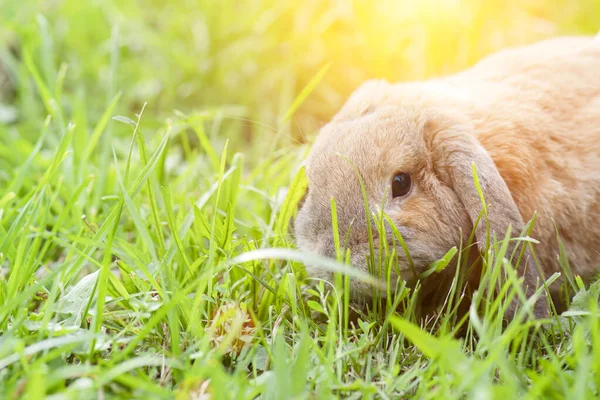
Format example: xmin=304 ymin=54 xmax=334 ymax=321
xmin=1 ymin=0 xmax=600 ymax=399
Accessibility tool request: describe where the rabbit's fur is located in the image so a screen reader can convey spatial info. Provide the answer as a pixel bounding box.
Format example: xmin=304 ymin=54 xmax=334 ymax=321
xmin=294 ymin=35 xmax=600 ymax=319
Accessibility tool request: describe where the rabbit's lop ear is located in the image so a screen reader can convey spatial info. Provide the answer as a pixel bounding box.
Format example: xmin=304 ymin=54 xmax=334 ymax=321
xmin=431 ymin=120 xmax=549 ymax=319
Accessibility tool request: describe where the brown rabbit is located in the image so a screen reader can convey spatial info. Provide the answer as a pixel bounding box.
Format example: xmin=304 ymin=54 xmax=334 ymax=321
xmin=294 ymin=34 xmax=600 ymax=320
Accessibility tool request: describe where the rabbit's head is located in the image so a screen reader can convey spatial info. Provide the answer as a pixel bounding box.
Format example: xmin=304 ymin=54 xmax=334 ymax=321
xmin=294 ymin=80 xmax=541 ymax=310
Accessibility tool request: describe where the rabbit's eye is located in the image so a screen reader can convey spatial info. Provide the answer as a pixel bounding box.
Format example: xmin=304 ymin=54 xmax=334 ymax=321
xmin=391 ymin=172 xmax=412 ymax=198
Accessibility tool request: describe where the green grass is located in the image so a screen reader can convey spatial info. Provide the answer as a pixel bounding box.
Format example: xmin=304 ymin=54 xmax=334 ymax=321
xmin=1 ymin=0 xmax=600 ymax=398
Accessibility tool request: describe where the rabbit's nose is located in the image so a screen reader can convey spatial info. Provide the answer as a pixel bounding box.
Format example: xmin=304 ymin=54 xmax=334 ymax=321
xmin=314 ymin=237 xmax=337 ymax=260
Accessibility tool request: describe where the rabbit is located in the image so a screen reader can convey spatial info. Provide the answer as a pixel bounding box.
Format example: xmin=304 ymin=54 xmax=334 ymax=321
xmin=294 ymin=34 xmax=600 ymax=320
